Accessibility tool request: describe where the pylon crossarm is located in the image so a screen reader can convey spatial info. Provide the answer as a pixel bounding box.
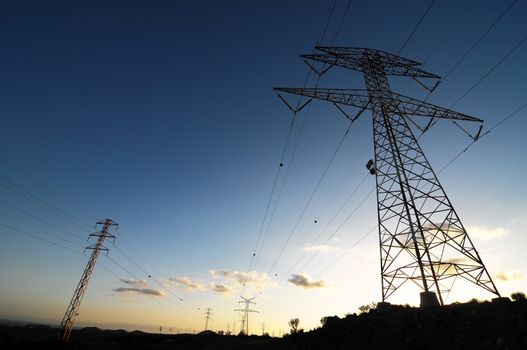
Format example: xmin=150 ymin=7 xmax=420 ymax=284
xmin=275 ymin=87 xmax=483 ymax=123
xmin=315 ymin=46 xmax=422 ymax=66
xmin=333 ymin=102 xmax=369 ymax=123
xmin=276 ymin=93 xmax=312 ymax=114
xmin=390 ymin=92 xmax=482 ymax=122
xmin=303 ymin=58 xmax=334 ymax=76
xmin=302 ymin=52 xmax=439 ymax=78
xmin=274 ymin=87 xmax=370 ymax=109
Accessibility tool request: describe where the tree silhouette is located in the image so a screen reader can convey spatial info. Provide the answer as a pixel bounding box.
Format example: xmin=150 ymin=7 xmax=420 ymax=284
xmin=358 ymin=302 xmax=377 ymax=314
xmin=288 ymin=318 xmax=300 ymax=334
xmin=511 ymin=292 xmax=526 ymax=301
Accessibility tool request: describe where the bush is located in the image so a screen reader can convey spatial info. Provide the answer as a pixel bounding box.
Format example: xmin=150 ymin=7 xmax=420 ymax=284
xmin=511 ymin=292 xmax=526 ymax=301
xmin=288 ymin=318 xmax=300 ymax=334
xmin=358 ymin=302 xmax=377 ymax=314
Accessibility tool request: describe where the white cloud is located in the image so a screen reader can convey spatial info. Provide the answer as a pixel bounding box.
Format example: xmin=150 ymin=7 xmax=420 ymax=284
xmin=209 ymin=270 xmax=268 ymax=287
xmin=114 ymin=279 xmax=165 ymax=297
xmin=495 ymin=271 xmax=525 ymax=282
xmin=113 ymin=287 xmax=165 ymax=297
xmin=288 ymin=272 xmax=326 ymax=289
xmin=169 ymin=276 xmax=207 ymax=292
xmin=304 ymin=244 xmax=337 ymax=252
xmin=121 ymin=279 xmax=149 ymax=289
xmin=465 ymin=225 xmax=508 ymax=240
xmin=211 ymin=283 xmax=232 ymax=295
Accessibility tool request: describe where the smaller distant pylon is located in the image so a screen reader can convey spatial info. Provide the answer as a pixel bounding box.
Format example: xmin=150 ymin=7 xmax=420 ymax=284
xmin=58 ymin=219 xmax=118 ymax=341
xmin=234 ymin=296 xmax=259 ymax=335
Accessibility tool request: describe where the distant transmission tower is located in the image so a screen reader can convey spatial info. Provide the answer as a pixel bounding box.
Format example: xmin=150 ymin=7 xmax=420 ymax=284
xmin=58 ymin=219 xmax=118 ymax=341
xmin=204 ymin=308 xmax=213 ymax=330
xmin=276 ymin=47 xmax=500 ymax=306
xmin=234 ymin=296 xmax=259 ymax=334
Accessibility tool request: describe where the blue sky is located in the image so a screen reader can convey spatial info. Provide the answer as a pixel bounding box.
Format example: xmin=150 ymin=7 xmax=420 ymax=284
xmin=1 ymin=0 xmax=526 ymax=335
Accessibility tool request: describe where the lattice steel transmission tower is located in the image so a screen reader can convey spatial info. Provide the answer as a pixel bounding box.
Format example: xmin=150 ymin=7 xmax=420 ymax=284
xmin=58 ymin=219 xmax=118 ymax=341
xmin=204 ymin=308 xmax=213 ymax=330
xmin=275 ymin=47 xmax=500 ymax=306
xmin=234 ymin=296 xmax=259 ymax=335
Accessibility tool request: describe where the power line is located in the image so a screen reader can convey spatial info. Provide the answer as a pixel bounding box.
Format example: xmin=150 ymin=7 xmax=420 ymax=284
xmin=252 ymin=101 xmax=313 ymax=270
xmin=440 ymin=0 xmax=519 ymax=84
xmin=116 ymin=232 xmax=199 ymax=309
xmin=294 ymin=186 xmax=375 ymax=275
xmin=397 ymin=0 xmax=437 ymax=55
xmin=311 ymin=173 xmax=369 ymax=245
xmin=266 ymin=224 xmax=378 ymax=310
xmin=421 ymin=0 xmax=474 ymax=65
xmin=266 ymin=120 xmax=354 ymax=275
xmin=0 ymin=175 xmax=93 ymax=230
xmin=261 ymin=185 xmax=375 ymax=307
xmin=450 ymin=35 xmax=526 ymax=107
xmin=0 ymin=211 xmax=83 ymax=248
xmin=330 ymin=0 xmax=353 ymax=44
xmin=0 ymin=199 xmax=86 ymax=240
xmin=242 ymin=0 xmax=343 ymax=294
xmin=106 ymin=254 xmax=142 ymax=281
xmin=2 ymin=218 xmax=192 ymax=322
xmin=314 ymin=225 xmax=378 ymax=278
xmin=105 ymin=243 xmax=196 ymax=309
xmin=268 ymin=173 xmax=369 ymax=285
xmin=0 ymin=222 xmax=82 ymax=254
xmin=111 ymin=242 xmax=152 ymax=278
xmin=0 ymin=156 xmax=100 ymax=222
xmin=438 ymin=102 xmax=527 ymax=174
xmin=113 ymin=231 xmax=168 ymax=278
xmin=317 ymin=0 xmax=338 ymax=46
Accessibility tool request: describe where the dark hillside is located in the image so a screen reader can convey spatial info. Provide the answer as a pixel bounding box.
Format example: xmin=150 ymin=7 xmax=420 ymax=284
xmin=1 ymin=300 xmax=526 ymax=349
xmin=284 ymin=299 xmax=527 ymax=350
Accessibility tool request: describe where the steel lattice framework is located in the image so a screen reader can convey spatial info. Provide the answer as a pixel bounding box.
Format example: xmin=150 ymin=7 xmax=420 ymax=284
xmin=275 ymin=47 xmax=500 ymax=306
xmin=58 ymin=219 xmax=118 ymax=341
xmin=234 ymin=296 xmax=259 ymax=335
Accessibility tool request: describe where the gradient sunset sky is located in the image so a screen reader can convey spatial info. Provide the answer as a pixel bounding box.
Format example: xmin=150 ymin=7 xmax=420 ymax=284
xmin=1 ymin=0 xmax=526 ymax=335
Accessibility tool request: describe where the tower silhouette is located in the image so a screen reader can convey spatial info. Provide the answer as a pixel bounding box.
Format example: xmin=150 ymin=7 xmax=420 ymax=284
xmin=58 ymin=219 xmax=118 ymax=341
xmin=276 ymin=47 xmax=500 ymax=306
xmin=234 ymin=296 xmax=259 ymax=334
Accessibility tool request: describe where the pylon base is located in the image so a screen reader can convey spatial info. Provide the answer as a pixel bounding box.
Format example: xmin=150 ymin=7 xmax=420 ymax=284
xmin=420 ymin=291 xmax=440 ymax=307
xmin=492 ymin=297 xmax=511 ymax=304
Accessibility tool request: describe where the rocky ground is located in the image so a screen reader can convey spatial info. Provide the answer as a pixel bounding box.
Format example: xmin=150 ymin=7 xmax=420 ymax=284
xmin=2 ymin=299 xmax=526 ymax=349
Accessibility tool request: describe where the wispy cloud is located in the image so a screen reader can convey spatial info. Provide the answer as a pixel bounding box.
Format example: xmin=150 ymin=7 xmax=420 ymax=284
xmin=210 ymin=270 xmax=268 ymax=287
xmin=168 ymin=276 xmax=207 ymax=292
xmin=113 ymin=279 xmax=165 ymax=297
xmin=288 ymin=272 xmax=326 ymax=289
xmin=113 ymin=287 xmax=165 ymax=296
xmin=121 ymin=279 xmax=149 ymax=289
xmin=304 ymin=244 xmax=336 ymax=252
xmin=465 ymin=225 xmax=508 ymax=240
xmin=495 ymin=271 xmax=525 ymax=282
xmin=211 ymin=283 xmax=232 ymax=295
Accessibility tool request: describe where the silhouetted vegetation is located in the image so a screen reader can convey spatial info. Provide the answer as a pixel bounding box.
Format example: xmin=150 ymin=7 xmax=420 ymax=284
xmin=1 ymin=300 xmax=526 ymax=349
xmin=285 ymin=299 xmax=527 ymax=349
xmin=357 ymin=301 xmax=377 ymax=314
xmin=511 ymin=291 xmax=526 ymax=301
xmin=288 ymin=318 xmax=300 ymax=334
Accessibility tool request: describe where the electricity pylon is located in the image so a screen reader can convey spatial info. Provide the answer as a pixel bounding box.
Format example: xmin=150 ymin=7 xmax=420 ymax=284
xmin=234 ymin=296 xmax=259 ymax=335
xmin=275 ymin=47 xmax=500 ymax=306
xmin=58 ymin=219 xmax=118 ymax=341
xmin=204 ymin=308 xmax=213 ymax=330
